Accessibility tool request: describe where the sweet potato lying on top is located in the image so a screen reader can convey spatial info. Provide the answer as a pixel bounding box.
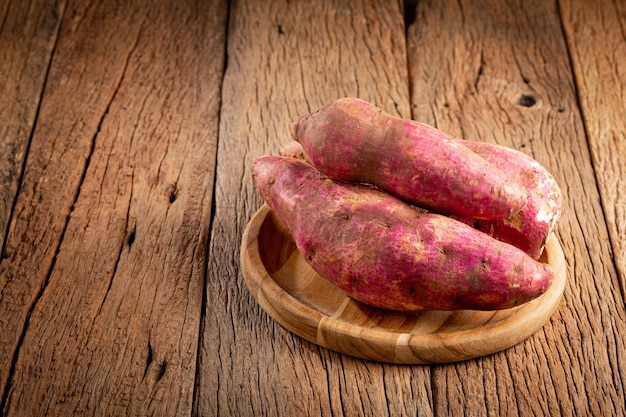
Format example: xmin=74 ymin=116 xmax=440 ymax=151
xmin=292 ymin=97 xmax=527 ymax=220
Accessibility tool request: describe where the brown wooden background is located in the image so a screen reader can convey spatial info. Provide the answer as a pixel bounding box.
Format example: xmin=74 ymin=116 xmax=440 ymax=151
xmin=1 ymin=0 xmax=625 ymax=415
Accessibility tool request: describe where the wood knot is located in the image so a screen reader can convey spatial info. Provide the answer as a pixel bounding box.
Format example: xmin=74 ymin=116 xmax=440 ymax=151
xmin=518 ymin=94 xmax=536 ymax=107
xmin=127 ymin=229 xmax=136 ymax=247
xmin=168 ymin=184 xmax=178 ymax=204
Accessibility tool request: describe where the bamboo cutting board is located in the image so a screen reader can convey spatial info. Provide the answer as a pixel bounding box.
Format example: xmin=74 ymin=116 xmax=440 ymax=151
xmin=240 ymin=204 xmax=566 ymax=364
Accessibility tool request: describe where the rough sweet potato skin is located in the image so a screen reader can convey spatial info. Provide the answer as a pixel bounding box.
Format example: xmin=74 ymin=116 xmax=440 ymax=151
xmin=252 ymin=155 xmax=553 ymax=312
xmin=292 ymin=98 xmax=527 ymax=220
xmin=454 ymin=140 xmax=562 ymax=259
xmin=281 ymin=139 xmax=562 ymax=260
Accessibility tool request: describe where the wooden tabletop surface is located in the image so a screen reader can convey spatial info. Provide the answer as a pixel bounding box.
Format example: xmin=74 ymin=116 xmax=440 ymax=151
xmin=1 ymin=0 xmax=625 ymax=415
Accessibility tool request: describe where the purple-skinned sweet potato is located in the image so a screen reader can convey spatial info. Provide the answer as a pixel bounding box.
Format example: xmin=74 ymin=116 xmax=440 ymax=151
xmin=280 ymin=140 xmax=562 ymax=260
xmin=292 ymin=98 xmax=527 ymax=220
xmin=252 ymin=155 xmax=553 ymax=312
xmin=454 ymin=140 xmax=562 ymax=259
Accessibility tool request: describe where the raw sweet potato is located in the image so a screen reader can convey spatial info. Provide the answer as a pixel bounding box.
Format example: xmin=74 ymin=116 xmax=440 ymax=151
xmin=280 ymin=139 xmax=562 ymax=260
xmin=454 ymin=140 xmax=562 ymax=259
xmin=292 ymin=98 xmax=527 ymax=220
xmin=279 ymin=140 xmax=310 ymax=163
xmin=252 ymin=155 xmax=553 ymax=312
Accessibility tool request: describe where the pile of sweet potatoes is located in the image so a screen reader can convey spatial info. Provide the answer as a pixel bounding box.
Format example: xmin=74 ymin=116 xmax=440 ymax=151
xmin=252 ymin=97 xmax=562 ymax=312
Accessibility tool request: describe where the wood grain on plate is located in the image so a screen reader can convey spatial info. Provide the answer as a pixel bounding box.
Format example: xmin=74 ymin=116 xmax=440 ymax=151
xmin=241 ymin=204 xmax=566 ymax=364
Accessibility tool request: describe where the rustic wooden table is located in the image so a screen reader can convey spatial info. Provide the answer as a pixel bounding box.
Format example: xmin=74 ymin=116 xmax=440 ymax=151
xmin=1 ymin=0 xmax=625 ymax=415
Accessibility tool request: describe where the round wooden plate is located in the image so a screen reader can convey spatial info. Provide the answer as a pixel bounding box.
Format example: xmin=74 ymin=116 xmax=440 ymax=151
xmin=240 ymin=204 xmax=567 ymax=364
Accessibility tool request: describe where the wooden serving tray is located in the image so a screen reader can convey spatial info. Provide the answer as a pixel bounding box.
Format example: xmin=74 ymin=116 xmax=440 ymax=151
xmin=240 ymin=204 xmax=566 ymax=364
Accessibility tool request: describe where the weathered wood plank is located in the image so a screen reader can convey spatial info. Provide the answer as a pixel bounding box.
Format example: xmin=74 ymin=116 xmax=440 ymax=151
xmin=559 ymin=0 xmax=626 ymax=299
xmin=407 ymin=0 xmax=626 ymax=415
xmin=0 ymin=0 xmax=65 ymax=246
xmin=0 ymin=0 xmax=66 ymax=398
xmin=1 ymin=0 xmax=227 ymax=415
xmin=195 ymin=1 xmax=434 ymax=416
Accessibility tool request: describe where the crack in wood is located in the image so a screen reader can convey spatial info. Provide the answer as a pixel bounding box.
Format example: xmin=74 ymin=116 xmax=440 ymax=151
xmin=141 ymin=341 xmax=167 ymax=385
xmin=474 ymin=50 xmax=485 ymax=91
xmin=143 ymin=342 xmax=154 ymax=381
